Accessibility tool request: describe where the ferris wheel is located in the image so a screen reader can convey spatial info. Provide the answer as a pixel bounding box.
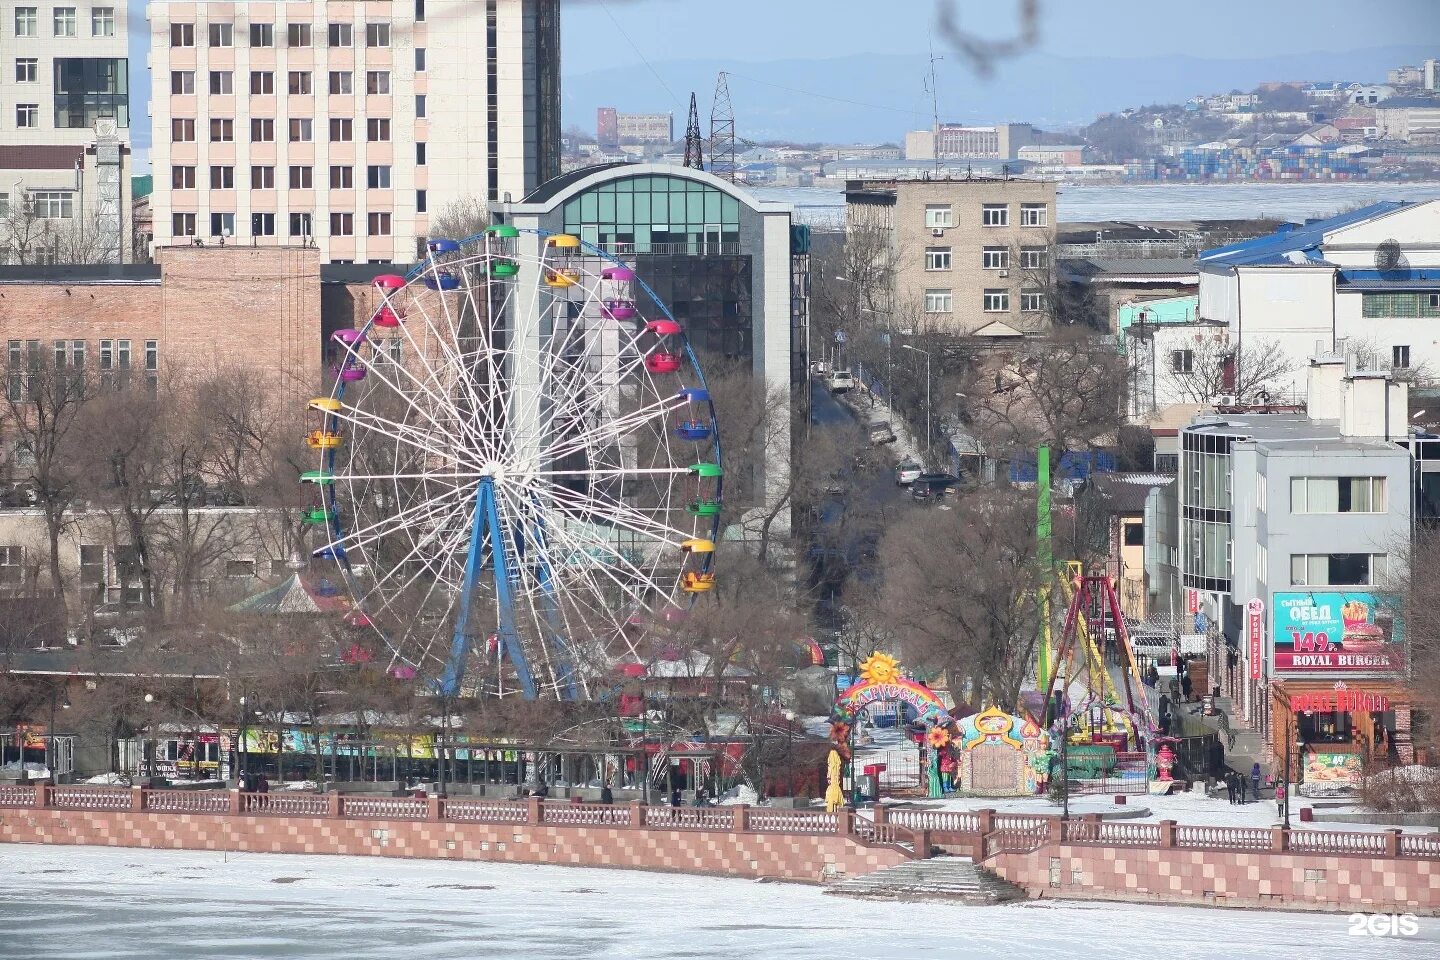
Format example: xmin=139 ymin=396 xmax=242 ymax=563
xmin=298 ymin=227 xmax=722 ymax=699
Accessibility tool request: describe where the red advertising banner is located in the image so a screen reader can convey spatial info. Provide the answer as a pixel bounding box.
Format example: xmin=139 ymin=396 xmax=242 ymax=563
xmin=1246 ymin=598 xmax=1264 ymax=680
xmin=1289 ymin=687 xmax=1391 ymax=714
xmin=1187 ymin=590 xmax=1199 ymax=615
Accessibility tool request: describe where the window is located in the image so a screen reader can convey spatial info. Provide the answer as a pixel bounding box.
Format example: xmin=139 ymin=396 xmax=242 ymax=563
xmin=1020 ymin=290 xmax=1046 ymax=312
xmin=209 ymin=212 xmax=234 ymax=237
xmin=170 ymin=70 xmax=194 ymax=94
xmin=90 ymin=6 xmax=113 ymax=35
xmin=1020 ymin=247 xmax=1049 ymax=271
xmin=1170 ymin=349 xmax=1194 ymax=374
xmin=53 ymin=57 xmax=130 ymax=130
xmin=208 ymin=22 xmax=232 ymax=47
xmin=249 ymin=23 xmax=273 ymax=47
xmin=328 ymin=71 xmax=352 ymax=94
xmin=415 ymin=94 xmax=426 ymax=118
xmin=366 ymin=118 xmax=391 ymax=141
xmin=367 ymin=212 xmax=392 ymax=236
xmin=171 ymin=117 xmax=195 ymax=141
xmin=1290 ymin=476 xmax=1386 ymax=514
xmin=16 ymin=58 xmax=38 ymax=83
xmin=1020 ymin=203 xmax=1048 ymax=227
xmin=79 ymin=545 xmax=105 ymax=586
xmin=250 ymin=71 xmax=274 ymax=95
xmin=288 ymin=165 xmax=313 ymax=189
xmin=416 ymin=189 xmax=426 ymax=213
xmin=169 ymin=22 xmax=193 ymax=46
xmin=30 ymin=191 xmax=73 ymax=218
xmin=251 ymin=213 xmax=276 ymax=236
xmin=1394 ymin=344 xmax=1411 ymax=369
xmin=1361 ymin=292 xmax=1440 ymax=319
xmin=982 ymin=204 xmax=1008 ymax=227
xmin=172 ymin=212 xmax=196 ymax=237
xmin=116 ymin=339 xmax=130 ymax=369
xmin=923 ymin=204 xmax=953 ymax=228
xmin=250 ymin=165 xmax=274 ymax=189
xmin=416 ymin=47 xmax=425 ymax=71
xmin=0 ymin=546 xmax=23 ymax=584
xmin=209 ymin=165 xmax=233 ymax=189
xmin=16 ymin=104 xmax=38 ymax=128
xmin=416 ymin=0 xmax=425 ymax=21
xmin=225 ymin=559 xmax=256 ymax=578
xmin=982 ymin=247 xmax=1010 ymax=270
xmin=209 ymin=118 xmax=234 ymax=142
xmin=327 ymin=22 xmax=352 ymax=47
xmin=1123 ymin=523 xmax=1144 ymax=547
xmin=288 ymin=71 xmax=311 ymax=95
xmin=365 ymin=22 xmax=390 ymax=46
xmin=250 ymin=118 xmax=275 ymax=142
xmin=366 ymin=70 xmax=390 ymax=94
xmin=329 ymin=165 xmax=353 ymax=189
xmin=171 ymin=165 xmax=195 ymax=189
xmin=924 ymin=247 xmax=951 ymax=271
xmin=289 ymin=212 xmax=313 ymax=237
xmin=14 ymin=7 xmax=37 ymax=36
xmin=983 ymin=289 xmax=1010 ymax=312
xmin=288 ymin=118 xmax=313 ymax=142
xmin=53 ymin=7 xmax=75 ymax=37
xmin=366 ymin=165 xmax=391 ymax=189
xmin=416 ymin=142 xmax=426 ymax=165
xmin=923 ymin=289 xmax=953 ymax=313
xmin=208 ymin=71 xmax=233 ymax=95
xmin=330 ymin=212 xmax=354 ymax=236
xmin=1290 ymin=553 xmax=1388 ymax=587
xmin=287 ymin=23 xmax=311 ymax=47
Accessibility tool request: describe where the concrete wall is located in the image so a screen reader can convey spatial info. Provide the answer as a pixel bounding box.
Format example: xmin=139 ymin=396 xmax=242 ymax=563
xmin=0 ymin=805 xmax=909 ymax=884
xmin=1323 ymin=200 xmax=1440 ymax=267
xmin=990 ymin=841 xmax=1439 ymax=914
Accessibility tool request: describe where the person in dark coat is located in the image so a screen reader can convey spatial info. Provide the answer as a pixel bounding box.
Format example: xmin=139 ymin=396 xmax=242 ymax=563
xmin=1237 ymin=771 xmax=1248 ymax=803
xmin=1224 ymin=771 xmax=1237 ymax=804
xmin=1180 ymin=671 xmax=1193 ymax=702
xmin=669 ymin=787 xmax=682 ymax=807
xmin=1250 ymin=762 xmax=1263 ymax=801
xmin=599 ymin=783 xmax=614 ymax=805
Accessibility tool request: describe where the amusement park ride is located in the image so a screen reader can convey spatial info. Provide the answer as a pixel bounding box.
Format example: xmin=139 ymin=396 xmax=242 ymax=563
xmin=300 ymin=229 xmax=724 ymax=701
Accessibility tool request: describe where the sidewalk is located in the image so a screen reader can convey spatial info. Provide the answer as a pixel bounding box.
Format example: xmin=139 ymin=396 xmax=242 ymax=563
xmin=830 ymin=380 xmax=925 ymax=467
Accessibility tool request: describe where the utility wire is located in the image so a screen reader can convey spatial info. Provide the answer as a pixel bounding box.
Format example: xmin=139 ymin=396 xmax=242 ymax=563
xmin=598 ymin=0 xmax=683 ymax=109
xmin=725 ymin=72 xmax=929 ymax=118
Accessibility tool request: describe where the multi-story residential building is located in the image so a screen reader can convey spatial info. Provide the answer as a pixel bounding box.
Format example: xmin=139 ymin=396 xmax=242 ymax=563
xmin=147 ymin=0 xmax=561 ymax=263
xmin=1176 ymin=360 xmax=1418 ymax=781
xmin=1193 ymin=200 xmax=1440 ymax=396
xmin=932 ymin=122 xmax=1033 ymax=160
xmin=1375 ymin=96 xmax=1440 ymax=142
xmin=614 ymin=112 xmax=673 ymax=144
xmin=1426 ymin=58 xmax=1440 ymax=93
xmin=0 ymin=0 xmax=131 ymax=263
xmin=845 ymin=176 xmax=1058 ymax=337
xmin=1388 ymin=65 xmax=1423 ymax=88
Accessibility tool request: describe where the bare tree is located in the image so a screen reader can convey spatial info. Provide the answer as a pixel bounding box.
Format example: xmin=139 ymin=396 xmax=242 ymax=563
xmin=428 ymin=197 xmax=492 ymax=246
xmin=1161 ymin=334 xmax=1296 ymax=405
xmin=1 ymin=190 xmax=119 ymax=265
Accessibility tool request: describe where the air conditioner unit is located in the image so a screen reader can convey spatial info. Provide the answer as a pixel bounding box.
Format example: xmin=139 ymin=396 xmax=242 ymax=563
xmin=1215 ymin=394 xmax=1238 ymax=407
xmin=931 ymin=227 xmax=945 ymax=237
xmin=998 ymin=270 xmax=1009 ymax=278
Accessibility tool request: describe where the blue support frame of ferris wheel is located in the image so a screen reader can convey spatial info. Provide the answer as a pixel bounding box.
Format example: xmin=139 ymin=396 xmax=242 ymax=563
xmin=441 ymin=477 xmax=537 ymax=698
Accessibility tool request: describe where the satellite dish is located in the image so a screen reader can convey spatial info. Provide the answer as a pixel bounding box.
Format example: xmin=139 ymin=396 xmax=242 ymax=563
xmin=1375 ymin=238 xmax=1405 ymax=272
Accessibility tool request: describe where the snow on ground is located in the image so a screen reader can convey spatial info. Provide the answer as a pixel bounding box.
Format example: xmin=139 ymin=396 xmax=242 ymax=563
xmin=2 ymin=845 xmax=1435 ymax=960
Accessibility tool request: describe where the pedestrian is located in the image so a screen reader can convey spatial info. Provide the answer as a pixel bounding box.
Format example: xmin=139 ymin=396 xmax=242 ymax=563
xmin=670 ymin=787 xmax=682 ymax=808
xmin=1180 ymin=670 xmax=1193 ymax=702
xmin=1237 ymin=772 xmax=1248 ymax=803
xmin=599 ymin=782 xmax=614 ymax=805
xmin=692 ymin=786 xmax=708 ymax=807
xmin=1250 ymin=762 xmax=1262 ymax=801
xmin=1225 ymin=771 xmax=1236 ymax=804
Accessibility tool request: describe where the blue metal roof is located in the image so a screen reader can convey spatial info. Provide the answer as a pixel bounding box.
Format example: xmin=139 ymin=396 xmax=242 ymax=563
xmin=1338 ymin=268 xmax=1440 ymax=289
xmin=1198 ymin=201 xmax=1409 ymax=267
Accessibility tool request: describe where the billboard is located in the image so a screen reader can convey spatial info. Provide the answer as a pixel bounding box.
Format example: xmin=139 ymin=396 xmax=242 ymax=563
xmin=1271 ymin=591 xmax=1404 ymax=675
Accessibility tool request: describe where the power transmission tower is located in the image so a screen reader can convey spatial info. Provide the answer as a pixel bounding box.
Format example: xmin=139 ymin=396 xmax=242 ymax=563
xmin=683 ymin=92 xmax=704 ymax=170
xmin=708 ymin=72 xmax=737 ymax=182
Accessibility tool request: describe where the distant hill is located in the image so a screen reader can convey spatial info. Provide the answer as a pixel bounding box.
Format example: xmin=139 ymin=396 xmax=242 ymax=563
xmin=563 ymin=45 xmax=1435 ymax=142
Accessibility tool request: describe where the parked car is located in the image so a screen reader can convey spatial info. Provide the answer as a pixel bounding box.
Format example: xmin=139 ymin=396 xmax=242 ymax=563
xmin=867 ymin=421 xmax=896 ymax=445
xmin=827 ymin=369 xmax=855 ymax=393
xmin=914 ymin=471 xmax=961 ymax=492
xmin=895 ymin=460 xmax=923 ymax=485
xmin=810 ymin=359 xmax=829 ymax=377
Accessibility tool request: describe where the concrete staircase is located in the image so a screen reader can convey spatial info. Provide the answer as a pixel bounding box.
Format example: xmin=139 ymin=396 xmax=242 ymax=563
xmin=827 ymin=856 xmax=1026 ymax=904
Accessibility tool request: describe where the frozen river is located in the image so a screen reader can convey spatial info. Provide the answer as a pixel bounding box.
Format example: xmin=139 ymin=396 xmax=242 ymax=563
xmin=2 ymin=845 xmax=1437 ymax=960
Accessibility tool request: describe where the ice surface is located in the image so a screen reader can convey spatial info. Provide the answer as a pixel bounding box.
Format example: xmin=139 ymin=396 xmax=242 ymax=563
xmin=1 ymin=845 xmax=1435 ymax=960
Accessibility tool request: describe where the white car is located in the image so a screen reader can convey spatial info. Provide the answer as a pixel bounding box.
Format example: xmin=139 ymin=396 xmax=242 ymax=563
xmin=895 ymin=460 xmax=923 ymax=485
xmin=827 ymin=370 xmax=855 ymax=393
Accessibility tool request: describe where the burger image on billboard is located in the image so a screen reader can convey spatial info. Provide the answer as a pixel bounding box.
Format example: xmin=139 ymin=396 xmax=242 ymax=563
xmin=1340 ymin=599 xmax=1386 ymax=652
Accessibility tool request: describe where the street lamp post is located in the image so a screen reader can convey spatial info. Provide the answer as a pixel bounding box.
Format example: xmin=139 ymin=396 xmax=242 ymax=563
xmin=901 ymin=344 xmax=933 ymax=464
xmin=47 ymin=683 xmax=70 ymax=780
xmin=238 ymin=695 xmax=248 ymax=785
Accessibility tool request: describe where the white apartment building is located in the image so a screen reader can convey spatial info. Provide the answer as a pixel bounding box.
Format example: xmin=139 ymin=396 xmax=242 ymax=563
xmin=147 ymin=0 xmax=560 ymax=263
xmin=0 ymin=0 xmax=131 ymax=263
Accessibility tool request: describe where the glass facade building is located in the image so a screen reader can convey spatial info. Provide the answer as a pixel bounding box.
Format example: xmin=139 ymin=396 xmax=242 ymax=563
xmin=53 ymin=58 xmax=129 ymax=129
xmin=1180 ymin=426 xmax=1242 ymax=594
xmin=561 ymin=175 xmax=742 ymax=255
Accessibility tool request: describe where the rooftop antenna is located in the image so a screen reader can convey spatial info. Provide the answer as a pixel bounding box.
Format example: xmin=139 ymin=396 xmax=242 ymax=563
xmin=683 ymin=92 xmax=705 ymax=170
xmin=927 ymin=36 xmax=943 ymax=176
xmin=708 ymin=72 xmax=737 ymax=182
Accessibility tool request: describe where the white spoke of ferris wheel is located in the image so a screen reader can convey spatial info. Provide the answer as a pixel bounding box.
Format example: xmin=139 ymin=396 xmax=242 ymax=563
xmin=323 ymin=477 xmax=477 ymax=554
xmin=329 ymin=471 xmax=490 ymax=483
xmin=355 ymin=495 xmax=476 ymax=613
xmin=327 ymin=402 xmax=473 ymax=469
xmin=520 ymin=474 xmax=690 ymax=552
xmin=385 ymin=290 xmax=494 ymax=454
xmin=531 ymin=466 xmax=690 ymax=478
xmin=534 ymin=391 xmax=689 ymax=468
xmin=336 ymin=337 xmax=471 ymax=455
xmin=492 ymin=483 xmax=567 ymax=692
xmin=524 ymin=504 xmax=671 ymax=622
xmin=527 ymin=262 xmax=616 ymax=443
xmin=534 ymin=316 xmax=652 ymax=447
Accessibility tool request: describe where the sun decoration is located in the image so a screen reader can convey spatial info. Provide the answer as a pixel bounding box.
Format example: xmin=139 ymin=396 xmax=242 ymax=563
xmin=859 ymin=652 xmax=901 ymax=686
xmin=927 ymin=725 xmax=952 ymax=749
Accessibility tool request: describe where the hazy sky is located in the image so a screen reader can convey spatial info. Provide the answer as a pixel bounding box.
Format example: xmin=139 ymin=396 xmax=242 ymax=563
xmin=563 ymin=0 xmax=1438 ymax=72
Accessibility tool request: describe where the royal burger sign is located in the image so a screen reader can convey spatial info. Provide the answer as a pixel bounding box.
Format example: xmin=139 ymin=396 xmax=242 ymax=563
xmin=1272 ymin=592 xmax=1405 ymax=675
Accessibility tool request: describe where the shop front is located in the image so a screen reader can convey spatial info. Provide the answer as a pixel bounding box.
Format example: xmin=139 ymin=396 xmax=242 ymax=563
xmin=1268 ymin=589 xmax=1413 ymax=796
